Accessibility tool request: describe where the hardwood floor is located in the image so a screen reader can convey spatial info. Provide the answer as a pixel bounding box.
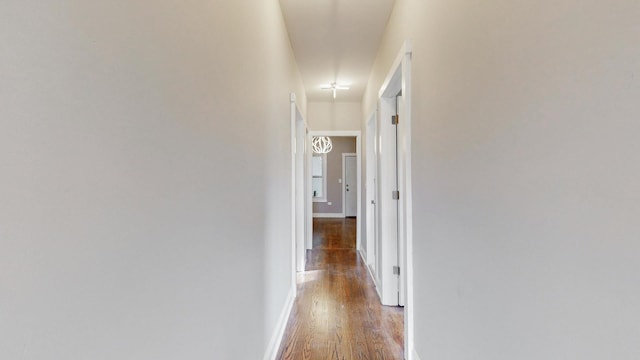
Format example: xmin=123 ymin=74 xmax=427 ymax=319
xmin=277 ymin=218 xmax=404 ymax=360
xmin=312 ymin=217 xmax=357 ymax=249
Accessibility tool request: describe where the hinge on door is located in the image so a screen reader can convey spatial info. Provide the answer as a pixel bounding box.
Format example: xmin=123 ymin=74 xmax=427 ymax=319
xmin=392 ymin=190 xmax=400 ymax=200
xmin=393 ymin=266 xmax=400 ymax=275
xmin=391 ymin=114 xmax=399 ymax=125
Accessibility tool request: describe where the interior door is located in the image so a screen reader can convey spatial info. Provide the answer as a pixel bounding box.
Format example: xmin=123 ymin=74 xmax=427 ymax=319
xmin=396 ymin=95 xmax=405 ymax=306
xmin=344 ymin=155 xmax=357 ymax=217
xmin=377 ymin=95 xmax=399 ymax=306
xmin=366 ymin=115 xmax=378 ymax=277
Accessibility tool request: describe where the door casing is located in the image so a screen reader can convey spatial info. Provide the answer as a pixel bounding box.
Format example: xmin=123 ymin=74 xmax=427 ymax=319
xmin=290 ymin=94 xmax=309 ymax=277
xmin=365 ymin=41 xmax=415 ymax=359
xmin=306 ymin=131 xmax=362 ymax=252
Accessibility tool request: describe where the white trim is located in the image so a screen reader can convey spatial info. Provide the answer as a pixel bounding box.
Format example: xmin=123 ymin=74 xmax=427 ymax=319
xmin=289 ymin=93 xmax=297 ymax=296
xmin=306 ymin=131 xmax=313 ymax=250
xmin=379 ymin=41 xmax=412 ymax=99
xmin=411 ymin=349 xmax=421 ymax=360
xmin=359 ymin=248 xmax=381 ymax=300
xmin=293 ymin=96 xmax=309 ymax=273
xmin=364 ymin=109 xmax=378 ymax=281
xmin=291 ymin=93 xmax=311 ymax=283
xmin=310 ymin=130 xmax=360 ymax=137
xmin=359 ymin=248 xmax=382 ymax=304
xmin=358 ymin=248 xmax=367 ymax=264
xmin=399 ymin=41 xmax=415 ymax=359
xmin=262 ymin=289 xmax=295 ymax=360
xmin=312 ymin=212 xmax=345 ymax=218
xmin=355 ymin=135 xmax=362 ymax=252
xmin=368 ymin=261 xmax=382 ymax=302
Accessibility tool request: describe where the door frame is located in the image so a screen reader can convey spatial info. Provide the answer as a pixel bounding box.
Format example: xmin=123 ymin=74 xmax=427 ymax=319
xmin=376 ymin=95 xmax=400 ymax=306
xmin=369 ymin=41 xmax=415 ymax=359
xmin=290 ymin=93 xmax=309 ymax=280
xmin=306 ymin=131 xmax=361 ymax=251
xmin=342 ymin=153 xmax=357 ymax=217
xmin=365 ymin=110 xmax=379 ymax=285
xmin=385 ymin=41 xmax=414 ymax=360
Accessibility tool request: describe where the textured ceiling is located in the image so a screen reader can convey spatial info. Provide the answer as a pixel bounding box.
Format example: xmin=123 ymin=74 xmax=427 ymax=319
xmin=280 ymin=0 xmax=395 ymax=102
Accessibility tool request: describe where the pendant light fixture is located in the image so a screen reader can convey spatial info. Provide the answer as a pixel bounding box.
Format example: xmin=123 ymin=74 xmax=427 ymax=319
xmin=312 ymin=136 xmax=333 ymax=153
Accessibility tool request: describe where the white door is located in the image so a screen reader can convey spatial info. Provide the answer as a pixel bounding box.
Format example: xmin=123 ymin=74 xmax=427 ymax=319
xmin=344 ymin=154 xmax=357 ymax=217
xmin=396 ymin=95 xmax=405 ymax=306
xmin=366 ymin=114 xmax=378 ymax=277
xmin=377 ymin=95 xmax=399 ymax=306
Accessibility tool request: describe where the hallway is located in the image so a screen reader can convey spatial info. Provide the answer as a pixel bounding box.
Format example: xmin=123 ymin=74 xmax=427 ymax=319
xmin=277 ymin=218 xmax=404 ymax=360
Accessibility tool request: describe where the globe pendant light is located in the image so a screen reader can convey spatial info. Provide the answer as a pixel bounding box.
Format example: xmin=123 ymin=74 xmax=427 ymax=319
xmin=312 ymin=136 xmax=333 ymax=153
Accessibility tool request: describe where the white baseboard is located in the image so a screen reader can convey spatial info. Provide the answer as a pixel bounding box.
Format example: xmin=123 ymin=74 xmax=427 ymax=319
xmin=313 ymin=213 xmax=345 ymax=218
xmin=263 ymin=289 xmax=295 ymax=360
xmin=357 ymin=248 xmax=367 ymax=263
xmin=370 ymin=265 xmax=382 ymax=302
xmin=411 ymin=349 xmax=421 ymax=360
xmin=359 ymin=250 xmax=381 ymax=302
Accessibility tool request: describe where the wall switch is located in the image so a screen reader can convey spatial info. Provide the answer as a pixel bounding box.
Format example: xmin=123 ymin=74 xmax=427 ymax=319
xmin=327 ymin=202 xmax=332 ymax=205
xmin=338 ymin=179 xmax=342 ymax=183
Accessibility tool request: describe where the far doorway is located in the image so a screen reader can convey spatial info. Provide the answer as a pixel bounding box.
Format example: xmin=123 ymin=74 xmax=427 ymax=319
xmin=307 ymin=132 xmax=361 ymax=253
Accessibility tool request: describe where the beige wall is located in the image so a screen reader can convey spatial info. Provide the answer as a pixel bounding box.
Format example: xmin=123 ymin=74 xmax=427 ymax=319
xmin=307 ymin=101 xmax=362 ymax=131
xmin=364 ymin=0 xmax=640 ymax=359
xmin=0 ymin=1 xmax=304 ymax=359
xmin=313 ymin=137 xmax=357 ymax=214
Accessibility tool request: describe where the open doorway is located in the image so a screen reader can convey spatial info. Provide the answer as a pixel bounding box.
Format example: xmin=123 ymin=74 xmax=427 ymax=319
xmin=311 ymin=136 xmax=356 ymax=218
xmin=307 ymin=135 xmax=358 ymax=255
xmin=306 ymin=131 xmax=362 ymax=255
xmin=290 ymin=94 xmax=309 ymax=278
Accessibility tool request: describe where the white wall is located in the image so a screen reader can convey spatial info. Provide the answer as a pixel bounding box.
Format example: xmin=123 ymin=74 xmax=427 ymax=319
xmin=307 ymin=102 xmax=362 ymax=131
xmin=0 ymin=1 xmax=305 ymax=359
xmin=364 ymin=0 xmax=640 ymax=359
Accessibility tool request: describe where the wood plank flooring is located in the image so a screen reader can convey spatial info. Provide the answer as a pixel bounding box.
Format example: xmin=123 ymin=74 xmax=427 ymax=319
xmin=312 ymin=217 xmax=357 ymax=249
xmin=277 ymin=218 xmax=404 ymax=360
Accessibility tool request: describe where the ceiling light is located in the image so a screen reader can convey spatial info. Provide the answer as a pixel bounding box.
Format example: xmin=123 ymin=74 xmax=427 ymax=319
xmin=320 ymin=82 xmax=350 ymax=99
xmin=312 ymin=136 xmax=333 ymax=153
